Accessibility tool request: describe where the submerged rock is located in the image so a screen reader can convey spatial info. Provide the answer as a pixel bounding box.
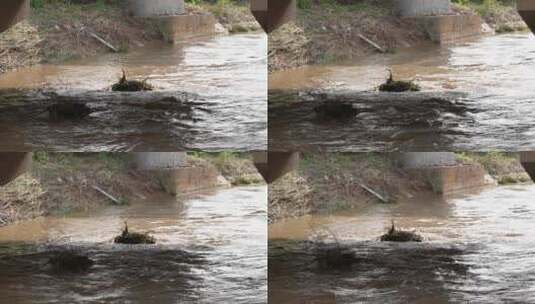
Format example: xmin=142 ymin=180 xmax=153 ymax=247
xmin=379 ymin=71 xmax=420 ymax=92
xmin=114 ymin=221 xmax=156 ymax=244
xmin=380 ymin=221 xmax=423 ymax=242
xmin=48 ymin=103 xmax=92 ymax=120
xmin=112 ymin=70 xmax=153 ymax=92
xmin=48 ymin=251 xmax=94 ymax=272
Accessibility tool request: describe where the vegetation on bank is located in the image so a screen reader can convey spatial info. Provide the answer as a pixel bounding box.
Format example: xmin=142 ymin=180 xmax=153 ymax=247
xmin=269 ymin=152 xmax=530 ymax=223
xmin=269 ymin=153 xmax=431 ymax=223
xmin=452 ymin=0 xmax=527 ymax=33
xmin=456 ymin=152 xmax=531 ymax=185
xmin=269 ymin=0 xmax=527 ymax=72
xmin=0 ymin=0 xmax=257 ymax=74
xmin=269 ymin=0 xmax=427 ymax=72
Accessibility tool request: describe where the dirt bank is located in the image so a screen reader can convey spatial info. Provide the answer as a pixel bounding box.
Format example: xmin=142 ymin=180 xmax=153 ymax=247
xmin=452 ymin=1 xmax=527 ymax=33
xmin=268 ymin=0 xmax=526 ymax=72
xmin=268 ymin=153 xmax=431 ymax=223
xmin=0 ymin=152 xmax=263 ymax=227
xmin=0 ymin=1 xmax=257 ymax=75
xmin=268 ymin=152 xmax=530 ymax=224
xmin=269 ymin=1 xmax=427 ymax=72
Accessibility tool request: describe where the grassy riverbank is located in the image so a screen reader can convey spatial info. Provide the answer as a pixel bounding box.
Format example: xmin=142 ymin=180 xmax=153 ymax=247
xmin=452 ymin=0 xmax=527 ymax=33
xmin=0 ymin=0 xmax=257 ymax=74
xmin=269 ymin=152 xmax=530 ymax=223
xmin=269 ymin=0 xmax=526 ymax=72
xmin=0 ymin=152 xmax=263 ymax=227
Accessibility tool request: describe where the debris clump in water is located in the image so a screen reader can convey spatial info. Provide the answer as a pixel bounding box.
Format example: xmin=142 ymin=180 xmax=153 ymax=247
xmin=378 ymin=70 xmax=420 ymax=92
xmin=114 ymin=221 xmax=156 ymax=244
xmin=112 ymin=70 xmax=153 ymax=92
xmin=314 ymin=102 xmax=358 ymax=120
xmin=48 ymin=251 xmax=94 ymax=272
xmin=380 ymin=221 xmax=423 ymax=242
xmin=48 ymin=103 xmax=92 ymax=120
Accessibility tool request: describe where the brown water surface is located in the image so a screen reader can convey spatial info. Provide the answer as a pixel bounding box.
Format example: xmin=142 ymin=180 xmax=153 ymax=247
xmin=0 ymin=186 xmax=267 ymax=303
xmin=0 ymin=33 xmax=267 ymax=151
xmin=269 ymin=185 xmax=535 ymax=303
xmin=269 ymin=33 xmax=535 ymax=151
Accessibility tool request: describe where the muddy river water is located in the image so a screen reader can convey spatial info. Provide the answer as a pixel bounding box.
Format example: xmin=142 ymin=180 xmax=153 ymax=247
xmin=269 ymin=184 xmax=535 ymax=303
xmin=0 ymin=33 xmax=267 ymax=151
xmin=0 ymin=186 xmax=267 ymax=303
xmin=269 ymin=32 xmax=535 ymax=151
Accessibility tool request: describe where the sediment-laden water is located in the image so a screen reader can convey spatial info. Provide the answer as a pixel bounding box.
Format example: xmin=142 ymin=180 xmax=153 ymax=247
xmin=269 ymin=185 xmax=535 ymax=303
xmin=0 ymin=33 xmax=267 ymax=151
xmin=269 ymin=33 xmax=535 ymax=151
xmin=0 ymin=186 xmax=267 ymax=303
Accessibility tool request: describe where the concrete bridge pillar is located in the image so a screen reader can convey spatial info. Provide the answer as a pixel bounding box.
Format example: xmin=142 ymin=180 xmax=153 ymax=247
xmin=253 ymin=152 xmax=299 ymax=183
xmin=518 ymin=0 xmax=535 ymax=34
xmin=398 ymin=152 xmax=457 ymax=168
xmin=396 ymin=0 xmax=451 ymax=17
xmin=251 ymin=0 xmax=296 ymax=33
xmin=127 ymin=0 xmax=185 ymax=17
xmin=520 ymin=152 xmax=535 ymax=182
xmin=133 ymin=152 xmax=187 ymax=170
xmin=0 ymin=152 xmax=32 ymax=186
xmin=127 ymin=0 xmax=215 ymax=43
xmin=134 ymin=152 xmax=212 ymax=195
xmin=0 ymin=0 xmax=30 ymax=33
xmin=399 ymin=152 xmax=487 ymax=194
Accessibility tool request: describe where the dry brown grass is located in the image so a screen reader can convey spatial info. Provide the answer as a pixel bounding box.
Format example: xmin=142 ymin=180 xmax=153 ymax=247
xmin=0 ymin=173 xmax=44 ymax=226
xmin=268 ymin=5 xmax=428 ymax=72
xmin=0 ymin=21 xmax=42 ymax=74
xmin=268 ymin=153 xmax=430 ymax=223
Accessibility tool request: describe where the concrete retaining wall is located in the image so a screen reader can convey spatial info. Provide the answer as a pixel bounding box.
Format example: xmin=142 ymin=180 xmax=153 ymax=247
xmin=414 ymin=14 xmax=483 ymax=44
xmin=399 ymin=152 xmax=457 ymax=169
xmin=396 ymin=0 xmax=451 ymax=17
xmin=413 ymin=164 xmax=487 ymax=194
xmin=157 ymin=14 xmax=216 ymax=43
xmin=134 ymin=152 xmax=186 ymax=170
xmin=155 ymin=166 xmax=221 ymax=195
xmin=127 ymin=0 xmax=185 ymax=17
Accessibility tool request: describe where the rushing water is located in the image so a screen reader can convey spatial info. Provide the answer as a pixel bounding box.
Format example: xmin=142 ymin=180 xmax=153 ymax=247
xmin=0 ymin=33 xmax=267 ymax=151
xmin=269 ymin=32 xmax=535 ymax=151
xmin=269 ymin=184 xmax=535 ymax=303
xmin=0 ymin=186 xmax=267 ymax=303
